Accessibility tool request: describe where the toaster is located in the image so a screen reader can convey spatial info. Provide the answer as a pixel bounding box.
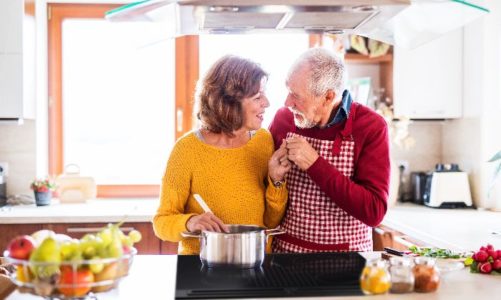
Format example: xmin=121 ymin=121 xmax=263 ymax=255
xmin=423 ymin=164 xmax=473 ymax=208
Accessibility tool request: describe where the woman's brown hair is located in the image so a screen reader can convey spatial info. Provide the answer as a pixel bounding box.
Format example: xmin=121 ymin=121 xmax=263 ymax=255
xmin=196 ymin=55 xmax=267 ymax=135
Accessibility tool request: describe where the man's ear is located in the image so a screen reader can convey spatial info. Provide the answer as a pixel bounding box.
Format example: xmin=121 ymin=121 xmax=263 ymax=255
xmin=323 ymin=89 xmax=336 ymax=106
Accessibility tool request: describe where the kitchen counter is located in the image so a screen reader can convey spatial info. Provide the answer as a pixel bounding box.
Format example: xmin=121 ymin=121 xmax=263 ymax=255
xmin=382 ymin=204 xmax=501 ymax=251
xmin=1 ymin=200 xmax=500 ymax=251
xmin=0 ymin=199 xmax=158 ymax=223
xmin=6 ymin=254 xmax=501 ymax=300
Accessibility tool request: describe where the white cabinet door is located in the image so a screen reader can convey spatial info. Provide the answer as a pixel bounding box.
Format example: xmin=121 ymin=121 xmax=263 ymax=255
xmin=0 ymin=0 xmax=34 ymax=120
xmin=0 ymin=0 xmax=23 ymax=54
xmin=393 ymin=28 xmax=463 ymax=119
xmin=0 ymin=54 xmax=23 ymax=118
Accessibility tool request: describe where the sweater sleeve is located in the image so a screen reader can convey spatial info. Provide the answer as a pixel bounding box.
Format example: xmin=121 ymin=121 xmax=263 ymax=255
xmin=263 ymin=176 xmax=288 ymax=229
xmin=260 ymin=129 xmax=288 ymax=229
xmin=306 ymin=123 xmax=390 ymax=227
xmin=152 ymin=139 xmax=197 ymax=242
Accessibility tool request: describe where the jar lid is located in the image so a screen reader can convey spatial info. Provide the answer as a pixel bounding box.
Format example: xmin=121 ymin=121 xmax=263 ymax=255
xmin=414 ymin=256 xmax=436 ymax=266
xmin=390 ymin=256 xmax=413 ymax=266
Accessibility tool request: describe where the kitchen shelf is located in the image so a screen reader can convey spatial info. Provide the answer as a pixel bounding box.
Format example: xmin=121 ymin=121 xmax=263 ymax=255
xmin=344 ymin=53 xmax=393 ymax=64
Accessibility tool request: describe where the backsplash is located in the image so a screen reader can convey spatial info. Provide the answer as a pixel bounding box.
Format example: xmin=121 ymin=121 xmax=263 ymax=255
xmin=0 ymin=120 xmax=36 ymax=196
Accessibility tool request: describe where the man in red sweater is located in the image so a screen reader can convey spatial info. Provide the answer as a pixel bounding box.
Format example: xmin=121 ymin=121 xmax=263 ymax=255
xmin=270 ymin=48 xmax=390 ymax=252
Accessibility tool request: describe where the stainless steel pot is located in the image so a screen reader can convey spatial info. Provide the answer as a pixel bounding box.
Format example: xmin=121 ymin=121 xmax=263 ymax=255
xmin=181 ymin=225 xmax=284 ymax=268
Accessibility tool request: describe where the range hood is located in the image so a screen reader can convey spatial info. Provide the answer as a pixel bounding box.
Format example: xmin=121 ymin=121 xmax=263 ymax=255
xmin=105 ymin=0 xmax=489 ymax=49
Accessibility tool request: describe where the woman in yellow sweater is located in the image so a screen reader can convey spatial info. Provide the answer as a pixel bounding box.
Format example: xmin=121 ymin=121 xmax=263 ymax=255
xmin=153 ymin=55 xmax=290 ymax=254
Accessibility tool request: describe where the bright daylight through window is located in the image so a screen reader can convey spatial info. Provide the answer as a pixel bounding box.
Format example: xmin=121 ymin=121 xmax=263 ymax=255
xmin=62 ymin=20 xmax=174 ymax=185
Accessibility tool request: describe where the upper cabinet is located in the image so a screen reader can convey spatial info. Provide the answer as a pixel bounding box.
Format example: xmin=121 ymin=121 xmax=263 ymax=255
xmin=0 ymin=0 xmax=36 ymax=121
xmin=393 ymin=28 xmax=463 ymax=119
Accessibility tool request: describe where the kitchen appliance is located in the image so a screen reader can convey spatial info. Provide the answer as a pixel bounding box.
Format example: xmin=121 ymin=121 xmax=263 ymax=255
xmin=105 ymin=0 xmax=489 ymax=49
xmin=410 ymin=171 xmax=428 ymax=204
xmin=0 ymin=166 xmax=6 ymax=206
xmin=423 ymin=164 xmax=473 ymax=208
xmin=55 ymin=164 xmax=96 ymax=203
xmin=175 ymin=252 xmax=366 ymax=298
xmin=181 ymin=225 xmax=284 ymax=268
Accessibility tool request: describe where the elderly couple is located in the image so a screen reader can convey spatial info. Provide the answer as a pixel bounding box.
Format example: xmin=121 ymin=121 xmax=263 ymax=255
xmin=153 ymin=48 xmax=391 ymax=254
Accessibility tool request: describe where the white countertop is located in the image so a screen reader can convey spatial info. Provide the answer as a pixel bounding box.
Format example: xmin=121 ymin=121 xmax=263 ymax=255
xmin=2 ymin=200 xmax=500 ymax=253
xmin=0 ymin=199 xmax=159 ymax=223
xmin=6 ymin=254 xmax=501 ymax=300
xmin=382 ymin=203 xmax=501 ymax=252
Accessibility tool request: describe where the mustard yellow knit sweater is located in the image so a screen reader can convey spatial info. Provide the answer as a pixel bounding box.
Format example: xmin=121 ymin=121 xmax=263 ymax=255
xmin=153 ymin=128 xmax=288 ymax=254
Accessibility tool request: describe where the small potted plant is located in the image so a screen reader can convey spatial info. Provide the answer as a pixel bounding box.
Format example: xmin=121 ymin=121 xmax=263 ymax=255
xmin=30 ymin=177 xmax=56 ymax=206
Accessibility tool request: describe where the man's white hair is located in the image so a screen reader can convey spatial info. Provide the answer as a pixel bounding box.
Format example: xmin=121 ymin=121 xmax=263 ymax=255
xmin=288 ymin=48 xmax=346 ymax=101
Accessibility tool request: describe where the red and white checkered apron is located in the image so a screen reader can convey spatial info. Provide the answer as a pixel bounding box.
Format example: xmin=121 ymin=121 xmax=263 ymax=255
xmin=273 ymin=105 xmax=372 ymax=253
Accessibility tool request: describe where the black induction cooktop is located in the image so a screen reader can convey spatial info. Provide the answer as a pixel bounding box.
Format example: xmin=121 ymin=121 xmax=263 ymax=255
xmin=175 ymin=252 xmax=366 ymax=299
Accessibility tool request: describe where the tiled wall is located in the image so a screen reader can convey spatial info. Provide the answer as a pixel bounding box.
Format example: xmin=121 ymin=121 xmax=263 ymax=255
xmin=0 ymin=120 xmax=36 ymax=196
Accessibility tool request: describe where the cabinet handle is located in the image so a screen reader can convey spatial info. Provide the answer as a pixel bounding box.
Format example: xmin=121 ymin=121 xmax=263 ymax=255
xmin=67 ymin=227 xmax=135 ymax=233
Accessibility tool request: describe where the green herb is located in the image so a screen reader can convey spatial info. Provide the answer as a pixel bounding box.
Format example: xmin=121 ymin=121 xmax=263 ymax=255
xmin=408 ymin=246 xmax=465 ymax=259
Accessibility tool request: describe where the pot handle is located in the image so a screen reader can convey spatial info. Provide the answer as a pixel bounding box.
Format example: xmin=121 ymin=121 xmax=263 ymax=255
xmin=265 ymin=228 xmax=286 ymax=237
xmin=181 ymin=231 xmax=201 ymax=238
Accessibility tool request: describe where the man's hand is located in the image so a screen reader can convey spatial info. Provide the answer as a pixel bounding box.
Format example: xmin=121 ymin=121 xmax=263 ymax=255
xmin=269 ymin=140 xmax=291 ymax=182
xmin=186 ymin=213 xmax=228 ymax=233
xmin=286 ymin=136 xmax=319 ymax=171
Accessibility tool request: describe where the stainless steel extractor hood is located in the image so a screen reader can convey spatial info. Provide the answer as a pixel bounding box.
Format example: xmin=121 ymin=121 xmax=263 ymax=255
xmin=105 ymin=0 xmax=489 ymax=48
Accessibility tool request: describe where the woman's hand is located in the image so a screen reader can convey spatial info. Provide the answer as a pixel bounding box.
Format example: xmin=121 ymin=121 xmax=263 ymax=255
xmin=269 ymin=140 xmax=291 ymax=183
xmin=186 ymin=213 xmax=228 ymax=233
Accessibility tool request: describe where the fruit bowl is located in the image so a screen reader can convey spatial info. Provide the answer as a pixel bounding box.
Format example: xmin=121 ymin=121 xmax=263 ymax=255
xmin=3 ymin=248 xmax=136 ymax=299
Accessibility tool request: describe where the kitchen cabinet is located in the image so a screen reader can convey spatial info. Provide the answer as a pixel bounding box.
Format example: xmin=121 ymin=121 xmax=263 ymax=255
xmin=393 ymin=28 xmax=463 ymax=119
xmin=0 ymin=0 xmax=36 ymax=121
xmin=372 ymin=225 xmax=426 ymax=251
xmin=0 ymin=222 xmax=177 ymax=255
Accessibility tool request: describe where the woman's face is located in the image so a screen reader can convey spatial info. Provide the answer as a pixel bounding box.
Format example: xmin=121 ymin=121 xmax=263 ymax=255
xmin=241 ymin=78 xmax=269 ymax=131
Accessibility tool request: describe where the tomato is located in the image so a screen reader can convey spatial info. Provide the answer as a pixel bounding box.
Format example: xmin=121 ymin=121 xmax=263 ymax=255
xmin=58 ymin=267 xmax=94 ymax=297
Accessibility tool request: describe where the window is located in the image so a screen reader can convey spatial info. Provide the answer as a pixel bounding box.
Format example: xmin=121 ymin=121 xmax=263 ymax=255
xmin=49 ymin=4 xmax=175 ymax=197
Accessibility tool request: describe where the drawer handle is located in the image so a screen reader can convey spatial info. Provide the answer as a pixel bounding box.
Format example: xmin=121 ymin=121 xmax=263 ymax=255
xmin=67 ymin=227 xmax=135 ymax=233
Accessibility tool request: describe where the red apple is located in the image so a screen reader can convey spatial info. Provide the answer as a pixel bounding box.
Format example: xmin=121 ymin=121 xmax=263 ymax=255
xmin=7 ymin=235 xmax=36 ymax=260
xmin=58 ymin=267 xmax=94 ymax=297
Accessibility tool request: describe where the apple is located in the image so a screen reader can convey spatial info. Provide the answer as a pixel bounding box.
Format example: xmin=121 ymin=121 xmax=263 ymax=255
xmin=58 ymin=266 xmax=94 ymax=297
xmin=7 ymin=235 xmax=36 ymax=260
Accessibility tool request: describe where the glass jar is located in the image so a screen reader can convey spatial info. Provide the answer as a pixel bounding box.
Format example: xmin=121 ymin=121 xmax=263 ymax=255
xmin=413 ymin=257 xmax=440 ymax=293
xmin=360 ymin=258 xmax=391 ymax=295
xmin=389 ymin=257 xmax=414 ymax=293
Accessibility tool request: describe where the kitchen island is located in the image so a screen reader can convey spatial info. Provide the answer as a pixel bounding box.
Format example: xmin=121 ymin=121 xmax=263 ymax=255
xmin=6 ymin=254 xmax=501 ymax=299
xmin=382 ymin=203 xmax=501 ymax=251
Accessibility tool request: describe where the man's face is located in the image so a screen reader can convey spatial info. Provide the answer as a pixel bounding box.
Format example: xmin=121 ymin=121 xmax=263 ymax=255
xmin=285 ymin=65 xmax=323 ymax=129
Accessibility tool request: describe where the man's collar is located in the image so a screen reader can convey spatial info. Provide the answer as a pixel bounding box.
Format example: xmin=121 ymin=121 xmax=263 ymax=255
xmin=325 ymin=90 xmax=352 ymax=128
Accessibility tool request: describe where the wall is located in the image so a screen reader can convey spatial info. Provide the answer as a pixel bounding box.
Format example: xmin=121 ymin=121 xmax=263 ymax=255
xmin=0 ymin=120 xmax=36 ymax=196
xmin=442 ymin=2 xmax=501 ymax=209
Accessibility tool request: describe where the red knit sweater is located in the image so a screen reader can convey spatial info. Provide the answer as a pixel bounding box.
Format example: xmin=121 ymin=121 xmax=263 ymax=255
xmin=269 ymin=103 xmax=390 ymax=227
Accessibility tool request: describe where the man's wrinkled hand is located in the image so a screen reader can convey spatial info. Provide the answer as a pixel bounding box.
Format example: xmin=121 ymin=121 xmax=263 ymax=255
xmin=286 ymin=136 xmax=319 ymax=171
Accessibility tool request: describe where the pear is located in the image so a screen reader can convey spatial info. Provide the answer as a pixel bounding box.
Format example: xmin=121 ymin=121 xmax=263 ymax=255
xmin=29 ymin=237 xmax=61 ymax=279
xmin=31 ymin=230 xmax=56 ymax=246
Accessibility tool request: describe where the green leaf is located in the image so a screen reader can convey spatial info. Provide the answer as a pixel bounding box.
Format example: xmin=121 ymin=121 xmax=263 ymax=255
xmin=488 ymin=151 xmax=501 ymax=162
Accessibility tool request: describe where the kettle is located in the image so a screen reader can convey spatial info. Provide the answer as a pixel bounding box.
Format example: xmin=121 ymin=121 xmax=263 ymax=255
xmin=410 ymin=171 xmax=428 ymax=205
